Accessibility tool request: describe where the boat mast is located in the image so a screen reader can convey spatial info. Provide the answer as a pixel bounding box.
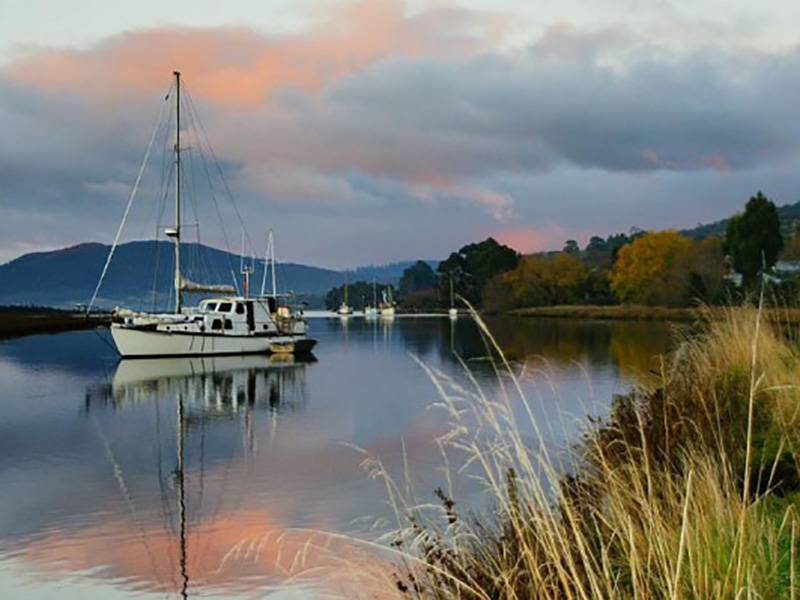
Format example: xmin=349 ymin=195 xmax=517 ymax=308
xmin=270 ymin=231 xmax=277 ymax=298
xmin=450 ymin=276 xmax=454 ymax=309
xmin=173 ymin=71 xmax=182 ymax=314
xmin=177 ymin=392 xmax=188 ymax=598
xmin=260 ymin=230 xmax=278 ymax=298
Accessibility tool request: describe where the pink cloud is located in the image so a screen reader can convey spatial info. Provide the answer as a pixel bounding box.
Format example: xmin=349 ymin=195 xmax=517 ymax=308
xmin=6 ymin=0 xmax=506 ymax=108
xmin=406 ymin=177 xmax=513 ymax=220
xmin=698 ymin=153 xmax=732 ymax=173
xmin=489 ymin=225 xmax=583 ymax=254
xmin=643 ymin=148 xmax=731 ymax=172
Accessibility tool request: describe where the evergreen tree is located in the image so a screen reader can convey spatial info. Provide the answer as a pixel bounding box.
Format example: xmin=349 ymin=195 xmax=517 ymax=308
xmin=398 ymin=261 xmax=437 ymax=296
xmin=724 ymin=191 xmax=783 ymax=285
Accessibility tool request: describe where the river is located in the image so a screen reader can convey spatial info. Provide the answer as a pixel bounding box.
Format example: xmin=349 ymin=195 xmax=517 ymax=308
xmin=0 ymin=315 xmax=675 ymax=598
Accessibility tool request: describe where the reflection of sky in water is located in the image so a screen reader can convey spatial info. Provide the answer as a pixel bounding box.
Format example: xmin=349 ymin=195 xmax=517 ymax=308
xmin=0 ymin=317 xmax=674 ymax=598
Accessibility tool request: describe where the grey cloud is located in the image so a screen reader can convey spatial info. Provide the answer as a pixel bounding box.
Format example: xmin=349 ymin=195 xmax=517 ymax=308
xmin=306 ymin=33 xmax=800 ymax=176
xmin=3 ymin=24 xmax=800 ymax=266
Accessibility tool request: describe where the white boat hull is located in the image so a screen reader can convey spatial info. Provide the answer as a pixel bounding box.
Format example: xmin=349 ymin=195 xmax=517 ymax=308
xmin=111 ymin=324 xmax=314 ymax=358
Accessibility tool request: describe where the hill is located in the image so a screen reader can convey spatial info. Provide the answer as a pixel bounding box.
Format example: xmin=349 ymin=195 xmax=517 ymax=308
xmin=682 ymin=199 xmax=800 ymax=240
xmin=0 ymin=241 xmax=425 ymax=309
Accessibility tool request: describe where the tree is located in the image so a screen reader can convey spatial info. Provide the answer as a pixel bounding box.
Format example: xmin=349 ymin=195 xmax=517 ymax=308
xmin=670 ymin=237 xmax=727 ymax=305
xmin=398 ymin=261 xmax=437 ymax=297
xmin=724 ymin=191 xmax=783 ymax=285
xmin=482 ymin=252 xmax=589 ymax=310
xmin=325 ymin=280 xmax=390 ymax=310
xmin=780 ymin=232 xmax=800 ymax=261
xmin=563 ymin=240 xmax=580 ymax=256
xmin=437 ymin=238 xmax=519 ymax=307
xmin=610 ymin=230 xmax=692 ymax=305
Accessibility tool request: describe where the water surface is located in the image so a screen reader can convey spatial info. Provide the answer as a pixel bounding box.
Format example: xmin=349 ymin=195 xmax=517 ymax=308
xmin=0 ymin=316 xmax=674 ymax=598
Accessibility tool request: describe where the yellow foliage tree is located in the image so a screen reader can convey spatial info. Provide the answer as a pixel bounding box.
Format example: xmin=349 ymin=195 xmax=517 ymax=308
xmin=610 ymin=230 xmax=692 ymax=305
xmin=483 ymin=252 xmax=589 ymax=309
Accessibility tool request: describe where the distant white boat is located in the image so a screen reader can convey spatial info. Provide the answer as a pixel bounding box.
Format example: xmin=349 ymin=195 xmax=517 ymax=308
xmin=448 ymin=276 xmax=458 ymax=319
xmin=337 ymin=273 xmax=353 ymax=315
xmin=93 ymin=72 xmax=316 ymax=358
xmin=379 ymin=286 xmax=396 ymax=317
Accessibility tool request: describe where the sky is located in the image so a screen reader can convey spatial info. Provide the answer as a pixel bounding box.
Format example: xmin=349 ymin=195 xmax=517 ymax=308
xmin=1 ymin=0 xmax=800 ymax=268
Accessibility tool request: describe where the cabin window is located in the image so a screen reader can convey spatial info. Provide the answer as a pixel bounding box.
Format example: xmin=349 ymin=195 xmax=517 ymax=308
xmin=267 ymin=297 xmax=277 ymax=313
xmin=211 ymin=319 xmax=222 ymax=331
xmin=205 ymin=302 xmax=217 ymax=312
xmin=235 ymin=303 xmax=245 ymax=314
xmin=218 ymin=302 xmax=232 ymax=313
xmin=224 ymin=319 xmax=233 ymax=330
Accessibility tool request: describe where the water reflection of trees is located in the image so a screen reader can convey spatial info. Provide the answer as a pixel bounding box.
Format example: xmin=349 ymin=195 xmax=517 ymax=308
xmin=88 ymin=355 xmax=314 ymax=419
xmin=320 ymin=314 xmax=675 ymax=384
xmin=433 ymin=317 xmax=676 ymax=382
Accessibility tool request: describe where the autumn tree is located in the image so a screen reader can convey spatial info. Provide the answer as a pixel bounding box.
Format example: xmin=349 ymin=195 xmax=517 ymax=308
xmin=610 ymin=230 xmax=692 ymax=305
xmin=482 ymin=252 xmax=589 ymax=310
xmin=724 ymin=191 xmax=783 ymax=285
xmin=780 ymin=232 xmax=800 ymax=261
xmin=669 ymin=237 xmax=727 ymax=304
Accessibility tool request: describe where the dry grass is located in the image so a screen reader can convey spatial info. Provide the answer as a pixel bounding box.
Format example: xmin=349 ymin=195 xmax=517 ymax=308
xmin=374 ymin=299 xmax=800 ymax=599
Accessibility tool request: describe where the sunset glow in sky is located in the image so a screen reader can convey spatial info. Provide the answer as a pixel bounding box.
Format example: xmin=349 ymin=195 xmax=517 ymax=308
xmin=2 ymin=0 xmax=800 ymax=267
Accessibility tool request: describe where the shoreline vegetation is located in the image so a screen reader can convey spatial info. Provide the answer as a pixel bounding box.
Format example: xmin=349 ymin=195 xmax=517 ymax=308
xmin=325 ymin=194 xmax=796 ymax=321
xmin=507 ymin=304 xmax=800 ymax=324
xmin=369 ymin=302 xmax=800 ymax=598
xmin=0 ymin=306 xmax=109 ymax=340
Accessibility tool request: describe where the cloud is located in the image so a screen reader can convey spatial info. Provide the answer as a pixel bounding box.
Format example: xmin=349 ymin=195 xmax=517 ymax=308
xmin=489 ymin=225 xmax=579 ymax=254
xmin=3 ymin=1 xmax=800 ymax=265
xmin=6 ymin=0 xmax=506 ymax=107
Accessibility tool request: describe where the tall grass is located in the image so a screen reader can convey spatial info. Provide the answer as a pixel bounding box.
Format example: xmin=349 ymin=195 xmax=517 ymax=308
xmin=377 ymin=301 xmax=800 ymax=599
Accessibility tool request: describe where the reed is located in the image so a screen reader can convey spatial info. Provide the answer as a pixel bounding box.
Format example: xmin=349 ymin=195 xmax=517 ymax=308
xmin=379 ymin=300 xmax=800 ymax=599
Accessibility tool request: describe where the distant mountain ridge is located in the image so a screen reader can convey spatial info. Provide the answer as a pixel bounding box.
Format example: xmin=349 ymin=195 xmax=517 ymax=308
xmin=681 ymin=199 xmax=800 ymax=240
xmin=0 ymin=240 xmax=429 ymax=309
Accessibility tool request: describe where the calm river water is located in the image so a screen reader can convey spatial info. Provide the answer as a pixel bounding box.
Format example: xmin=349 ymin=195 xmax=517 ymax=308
xmin=0 ymin=316 xmax=674 ymax=599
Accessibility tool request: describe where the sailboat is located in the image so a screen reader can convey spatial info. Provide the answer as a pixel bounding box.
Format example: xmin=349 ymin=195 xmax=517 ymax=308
xmin=337 ymin=273 xmax=353 ymax=316
xmin=96 ymin=72 xmax=316 ymax=358
xmin=448 ymin=276 xmax=458 ymax=319
xmin=364 ymin=280 xmax=378 ymax=317
xmin=379 ymin=286 xmax=396 ymax=317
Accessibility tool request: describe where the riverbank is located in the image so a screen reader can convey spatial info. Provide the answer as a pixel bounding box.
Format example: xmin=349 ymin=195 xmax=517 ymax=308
xmin=508 ymin=304 xmax=698 ymax=321
xmin=384 ymin=306 xmax=800 ymax=598
xmin=508 ymin=303 xmax=800 ymax=324
xmin=0 ymin=307 xmax=110 ymax=339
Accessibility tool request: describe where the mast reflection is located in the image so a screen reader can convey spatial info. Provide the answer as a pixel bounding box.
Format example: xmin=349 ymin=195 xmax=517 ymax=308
xmin=83 ymin=355 xmax=316 ymax=598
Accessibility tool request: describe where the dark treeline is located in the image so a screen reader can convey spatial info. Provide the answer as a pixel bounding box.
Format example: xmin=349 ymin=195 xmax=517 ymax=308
xmin=324 ymin=281 xmax=392 ymax=310
xmin=326 ymin=192 xmax=800 ymax=312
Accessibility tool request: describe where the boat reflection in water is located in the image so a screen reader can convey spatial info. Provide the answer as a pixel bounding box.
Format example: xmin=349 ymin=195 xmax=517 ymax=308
xmin=100 ymin=354 xmax=313 ymax=416
xmin=82 ymin=355 xmax=323 ymax=598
